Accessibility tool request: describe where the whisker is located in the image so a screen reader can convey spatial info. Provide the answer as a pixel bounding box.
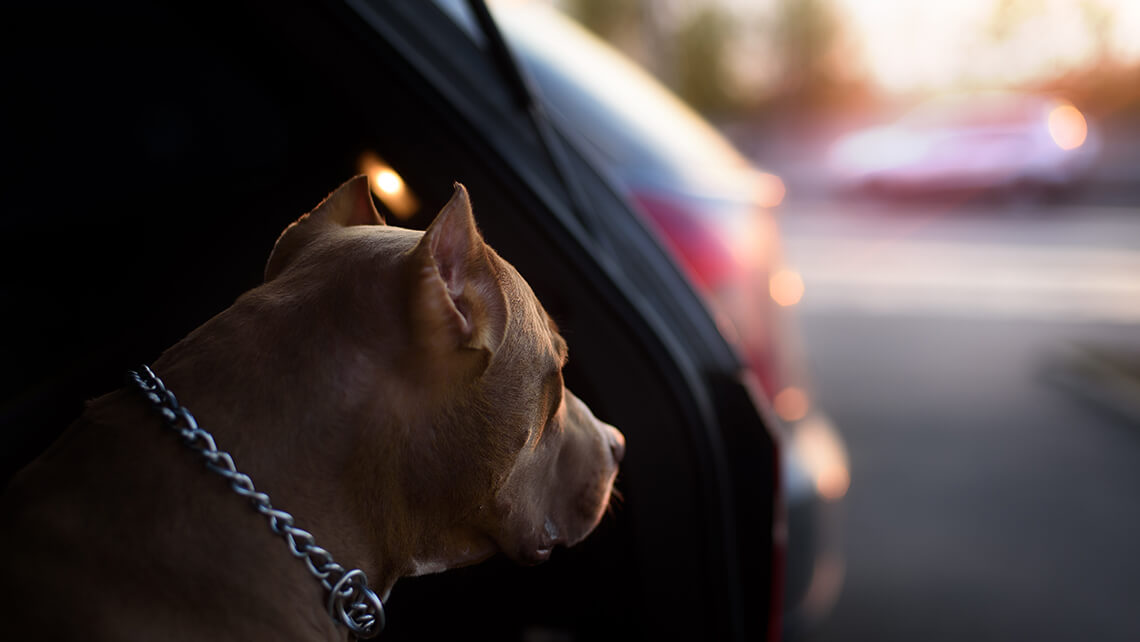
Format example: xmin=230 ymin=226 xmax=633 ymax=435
xmin=606 ymin=486 xmax=624 ymax=517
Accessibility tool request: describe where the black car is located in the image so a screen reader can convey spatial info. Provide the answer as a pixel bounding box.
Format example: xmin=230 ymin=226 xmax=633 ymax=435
xmin=2 ymin=1 xmax=781 ymax=640
xmin=487 ymin=5 xmax=848 ymax=637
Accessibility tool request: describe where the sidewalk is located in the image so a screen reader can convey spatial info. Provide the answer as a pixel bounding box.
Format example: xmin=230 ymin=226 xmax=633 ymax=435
xmin=1040 ymin=343 xmax=1140 ymax=428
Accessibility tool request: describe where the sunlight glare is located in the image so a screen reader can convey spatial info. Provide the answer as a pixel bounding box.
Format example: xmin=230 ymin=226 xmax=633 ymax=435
xmin=831 ymin=0 xmax=1139 ymax=93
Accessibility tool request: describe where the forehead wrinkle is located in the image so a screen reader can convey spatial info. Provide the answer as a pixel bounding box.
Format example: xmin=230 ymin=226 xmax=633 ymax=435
xmin=542 ymin=311 xmax=569 ymax=367
xmin=498 ymin=262 xmax=566 ymax=373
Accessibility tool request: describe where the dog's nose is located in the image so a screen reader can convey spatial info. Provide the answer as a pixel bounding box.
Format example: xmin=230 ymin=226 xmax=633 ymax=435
xmin=606 ymin=425 xmax=625 ymax=463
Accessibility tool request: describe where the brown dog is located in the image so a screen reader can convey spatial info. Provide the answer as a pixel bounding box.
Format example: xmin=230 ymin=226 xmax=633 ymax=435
xmin=0 ymin=177 xmax=624 ymax=640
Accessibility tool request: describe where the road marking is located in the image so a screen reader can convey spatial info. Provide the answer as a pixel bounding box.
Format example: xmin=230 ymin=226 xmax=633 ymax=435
xmin=784 ymin=238 xmax=1140 ymax=323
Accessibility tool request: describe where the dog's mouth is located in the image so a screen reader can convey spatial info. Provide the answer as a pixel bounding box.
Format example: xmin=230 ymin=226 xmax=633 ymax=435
xmin=510 ymin=516 xmax=561 ymax=566
xmin=506 ymin=470 xmax=621 ymax=566
xmin=519 ymin=546 xmax=554 ymax=566
xmin=576 ymin=466 xmax=620 ymax=537
xmin=503 ymin=539 xmax=555 ymax=566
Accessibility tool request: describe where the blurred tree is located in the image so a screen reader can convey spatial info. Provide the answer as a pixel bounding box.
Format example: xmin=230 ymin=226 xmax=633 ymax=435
xmin=985 ymin=0 xmax=1039 ymax=43
xmin=1078 ymin=0 xmax=1114 ymax=65
xmin=562 ymin=0 xmax=644 ymax=63
xmin=986 ymin=0 xmax=1140 ymax=122
xmin=986 ymin=0 xmax=1116 ymax=70
xmin=562 ymin=0 xmax=863 ymax=116
xmin=772 ymin=0 xmax=843 ymax=106
xmin=675 ymin=6 xmax=733 ymax=115
xmin=563 ymin=0 xmax=640 ymax=38
xmin=563 ymin=0 xmax=679 ymax=82
xmin=563 ymin=0 xmax=731 ymax=112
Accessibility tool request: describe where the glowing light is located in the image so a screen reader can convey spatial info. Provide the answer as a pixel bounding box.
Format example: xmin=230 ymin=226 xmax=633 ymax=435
xmin=792 ymin=415 xmax=851 ymax=502
xmin=770 ymin=268 xmax=805 ymax=307
xmin=358 ymin=152 xmax=419 ymax=220
xmin=774 ymin=386 xmax=810 ymax=422
xmin=1048 ymin=104 xmax=1087 ymax=150
xmin=816 ymin=461 xmax=852 ymax=501
xmin=831 ymin=0 xmax=1135 ymax=93
xmin=374 ymin=168 xmax=405 ymax=196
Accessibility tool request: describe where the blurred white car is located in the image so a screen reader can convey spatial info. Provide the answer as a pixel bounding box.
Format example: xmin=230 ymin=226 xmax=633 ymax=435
xmin=829 ymin=92 xmax=1100 ymax=197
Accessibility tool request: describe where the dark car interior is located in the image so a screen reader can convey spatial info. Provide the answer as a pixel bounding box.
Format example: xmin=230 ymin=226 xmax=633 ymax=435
xmin=2 ymin=1 xmax=779 ymax=639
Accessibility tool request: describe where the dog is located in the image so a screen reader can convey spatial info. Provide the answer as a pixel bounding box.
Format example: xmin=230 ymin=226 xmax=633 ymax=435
xmin=0 ymin=177 xmax=625 ymax=640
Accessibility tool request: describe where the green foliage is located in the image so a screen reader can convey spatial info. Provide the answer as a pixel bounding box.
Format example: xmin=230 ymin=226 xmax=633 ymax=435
xmin=564 ymin=0 xmax=641 ymax=42
xmin=772 ymin=0 xmax=842 ymax=104
xmin=676 ymin=7 xmax=734 ymax=115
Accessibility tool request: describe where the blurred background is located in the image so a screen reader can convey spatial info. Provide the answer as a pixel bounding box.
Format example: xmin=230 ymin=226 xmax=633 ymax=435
xmin=530 ymin=0 xmax=1140 ymax=640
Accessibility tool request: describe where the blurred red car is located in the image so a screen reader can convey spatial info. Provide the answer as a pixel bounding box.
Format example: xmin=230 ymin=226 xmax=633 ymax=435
xmin=829 ymin=92 xmax=1099 ymax=198
xmin=489 ymin=3 xmax=849 ymax=637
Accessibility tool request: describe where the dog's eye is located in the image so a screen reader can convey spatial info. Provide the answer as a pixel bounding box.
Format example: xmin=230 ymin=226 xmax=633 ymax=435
xmin=542 ymin=370 xmax=564 ymax=430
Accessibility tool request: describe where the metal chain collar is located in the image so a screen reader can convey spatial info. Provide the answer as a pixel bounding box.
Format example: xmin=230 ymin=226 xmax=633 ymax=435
xmin=127 ymin=365 xmax=385 ymax=639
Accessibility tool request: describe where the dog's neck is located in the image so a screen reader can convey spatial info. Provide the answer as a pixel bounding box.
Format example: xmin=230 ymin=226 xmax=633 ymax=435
xmin=2 ymin=300 xmax=420 ymax=640
xmin=131 ymin=281 xmax=496 ymax=617
xmin=0 ymin=387 xmax=344 ymax=641
xmin=4 ymin=250 xmax=504 ymax=639
xmin=145 ymin=304 xmax=407 ymax=592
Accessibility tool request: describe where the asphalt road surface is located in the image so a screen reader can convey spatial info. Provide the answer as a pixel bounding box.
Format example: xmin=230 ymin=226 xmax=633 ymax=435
xmin=780 ymin=198 xmax=1140 ymax=642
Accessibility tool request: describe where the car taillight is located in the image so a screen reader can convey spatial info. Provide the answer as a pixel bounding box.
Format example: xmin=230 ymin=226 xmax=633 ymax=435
xmin=632 ymin=190 xmax=749 ymax=288
xmin=631 ymin=189 xmax=789 ymax=396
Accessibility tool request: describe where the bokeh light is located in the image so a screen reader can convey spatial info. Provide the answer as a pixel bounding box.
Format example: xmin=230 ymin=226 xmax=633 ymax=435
xmin=1048 ymin=104 xmax=1088 ymax=150
xmin=770 ymin=268 xmax=805 ymax=307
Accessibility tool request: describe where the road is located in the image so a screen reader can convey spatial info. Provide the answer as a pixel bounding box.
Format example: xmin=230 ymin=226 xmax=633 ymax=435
xmin=780 ymin=198 xmax=1140 ymax=641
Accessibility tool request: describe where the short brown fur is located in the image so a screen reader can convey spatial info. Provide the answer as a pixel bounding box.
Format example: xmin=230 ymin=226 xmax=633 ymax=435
xmin=0 ymin=177 xmax=624 ymax=641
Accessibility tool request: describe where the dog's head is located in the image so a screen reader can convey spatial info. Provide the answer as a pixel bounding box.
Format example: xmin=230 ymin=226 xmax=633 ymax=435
xmin=264 ymin=176 xmax=623 ymax=575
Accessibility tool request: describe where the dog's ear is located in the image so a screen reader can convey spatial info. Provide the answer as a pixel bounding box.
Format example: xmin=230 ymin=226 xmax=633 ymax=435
xmin=265 ymin=175 xmax=385 ymax=281
xmin=409 ymin=183 xmax=508 ymax=366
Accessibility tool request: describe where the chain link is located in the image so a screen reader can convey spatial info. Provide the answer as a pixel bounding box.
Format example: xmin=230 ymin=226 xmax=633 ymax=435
xmin=128 ymin=365 xmax=385 ymax=639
